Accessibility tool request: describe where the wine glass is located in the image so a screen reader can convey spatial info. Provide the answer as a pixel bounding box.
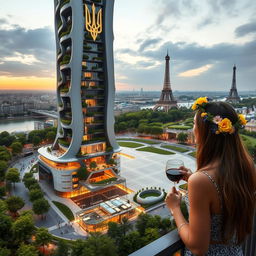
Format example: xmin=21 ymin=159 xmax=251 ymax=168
xmin=165 ymin=159 xmax=184 ymax=189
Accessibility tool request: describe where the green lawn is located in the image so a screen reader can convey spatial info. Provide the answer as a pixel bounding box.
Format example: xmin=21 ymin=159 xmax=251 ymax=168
xmin=241 ymin=134 xmax=256 ymax=145
xmin=91 ymin=177 xmax=117 ymax=184
xmin=161 ymin=145 xmax=189 ymax=153
xmin=168 ymin=125 xmax=192 ymax=130
xmin=188 ymin=151 xmax=196 ymax=158
xmin=140 ymin=192 xmax=161 ymax=198
xmin=118 ymin=141 xmax=144 ymax=148
xmin=52 ymin=201 xmax=74 ymax=221
xmin=136 ymin=146 xmax=175 ymax=155
xmin=117 ymin=138 xmax=159 ymax=144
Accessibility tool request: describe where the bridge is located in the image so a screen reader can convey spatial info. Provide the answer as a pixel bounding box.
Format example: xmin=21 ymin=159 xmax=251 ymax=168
xmin=29 ymin=109 xmax=58 ymax=119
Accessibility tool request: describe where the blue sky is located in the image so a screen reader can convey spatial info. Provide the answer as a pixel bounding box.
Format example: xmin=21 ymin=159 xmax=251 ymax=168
xmin=0 ymin=0 xmax=255 ymax=91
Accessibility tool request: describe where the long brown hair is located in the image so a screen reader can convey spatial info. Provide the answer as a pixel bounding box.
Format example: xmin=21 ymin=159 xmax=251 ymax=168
xmin=195 ymin=101 xmax=256 ymax=244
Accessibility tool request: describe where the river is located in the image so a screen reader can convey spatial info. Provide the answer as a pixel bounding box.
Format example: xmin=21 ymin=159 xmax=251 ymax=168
xmin=0 ymin=117 xmax=48 ymax=133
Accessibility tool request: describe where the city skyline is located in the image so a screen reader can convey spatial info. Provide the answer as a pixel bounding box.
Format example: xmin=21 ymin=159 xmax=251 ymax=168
xmin=0 ymin=0 xmax=256 ymax=91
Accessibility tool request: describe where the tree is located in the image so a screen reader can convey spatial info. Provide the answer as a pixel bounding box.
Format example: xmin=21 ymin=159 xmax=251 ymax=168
xmin=84 ymin=233 xmax=118 ymax=256
xmin=12 ymin=214 xmax=35 ymax=242
xmin=0 ymin=186 xmax=6 ymax=198
xmin=46 ymin=131 xmax=56 ymax=142
xmin=107 ymin=222 xmax=121 ymax=242
xmin=118 ymin=231 xmax=143 ymax=256
xmin=177 ymin=132 xmax=188 ymax=144
xmin=10 ymin=141 xmax=23 ymax=155
xmin=135 ymin=213 xmax=151 ymax=235
xmin=5 ymin=168 xmax=20 ymax=187
xmin=0 ymin=160 xmax=8 ymax=181
xmin=71 ymin=239 xmax=87 ymax=256
xmin=143 ymin=227 xmax=160 ymax=244
xmin=160 ymin=217 xmax=172 ymax=233
xmin=89 ymin=161 xmax=97 ymax=169
xmin=0 ymin=248 xmax=11 ymax=256
xmin=0 ymin=199 xmax=7 ymax=213
xmin=6 ymin=196 xmax=25 ymax=216
xmin=53 ymin=240 xmax=69 ymax=256
xmin=32 ymin=198 xmax=50 ymax=218
xmin=119 ymin=217 xmax=132 ymax=236
xmin=35 ymin=228 xmax=52 ymax=255
xmin=77 ymin=167 xmax=89 ymax=180
xmin=0 ymin=146 xmax=12 ymax=161
xmin=32 ymin=136 xmax=41 ymax=146
xmin=0 ymin=213 xmax=13 ymax=242
xmin=16 ymin=133 xmax=27 ymax=145
xmin=23 ymin=177 xmax=38 ymax=190
xmin=150 ymin=126 xmax=163 ymax=135
xmin=23 ymin=172 xmax=33 ymax=181
xmin=29 ymin=189 xmax=44 ymax=202
xmin=17 ymin=243 xmax=38 ymax=256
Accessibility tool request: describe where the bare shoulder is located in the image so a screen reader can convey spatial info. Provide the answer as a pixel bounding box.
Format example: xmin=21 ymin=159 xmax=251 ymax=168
xmin=188 ymin=171 xmax=212 ymax=192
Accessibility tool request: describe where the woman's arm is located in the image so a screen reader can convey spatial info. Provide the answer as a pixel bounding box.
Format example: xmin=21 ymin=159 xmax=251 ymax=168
xmin=166 ymin=172 xmax=211 ymax=255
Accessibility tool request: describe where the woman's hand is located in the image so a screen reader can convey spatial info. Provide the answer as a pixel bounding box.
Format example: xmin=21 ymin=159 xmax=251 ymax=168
xmin=165 ymin=186 xmax=182 ymax=213
xmin=179 ymin=166 xmax=193 ymax=182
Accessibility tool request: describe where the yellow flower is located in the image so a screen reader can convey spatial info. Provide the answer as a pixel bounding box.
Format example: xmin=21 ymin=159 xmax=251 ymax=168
xmin=218 ymin=118 xmax=233 ymax=133
xmin=191 ymin=97 xmax=208 ymax=110
xmin=201 ymin=112 xmax=207 ymax=117
xmin=238 ymin=114 xmax=247 ymax=125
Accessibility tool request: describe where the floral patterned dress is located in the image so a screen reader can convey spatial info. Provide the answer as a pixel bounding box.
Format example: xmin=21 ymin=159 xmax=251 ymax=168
xmin=183 ymin=171 xmax=243 ymax=256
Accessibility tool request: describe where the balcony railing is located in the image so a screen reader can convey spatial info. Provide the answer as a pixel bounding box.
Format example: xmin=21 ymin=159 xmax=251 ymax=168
xmin=129 ymin=214 xmax=256 ymax=256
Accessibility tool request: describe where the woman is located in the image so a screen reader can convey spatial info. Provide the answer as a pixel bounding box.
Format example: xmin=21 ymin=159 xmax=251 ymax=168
xmin=165 ymin=98 xmax=256 ymax=256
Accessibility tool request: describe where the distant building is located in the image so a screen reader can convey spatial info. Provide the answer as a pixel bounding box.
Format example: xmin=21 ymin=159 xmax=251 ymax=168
xmin=226 ymin=65 xmax=240 ymax=103
xmin=153 ymin=53 xmax=177 ymax=111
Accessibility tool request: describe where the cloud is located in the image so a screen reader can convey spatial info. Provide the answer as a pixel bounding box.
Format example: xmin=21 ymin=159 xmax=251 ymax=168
xmin=178 ymin=64 xmax=213 ymax=77
xmin=156 ymin=0 xmax=198 ymax=25
xmin=139 ymin=38 xmax=161 ymax=52
xmin=0 ymin=19 xmax=55 ymax=78
xmin=235 ymin=21 xmax=256 ymax=37
xmin=114 ymin=38 xmax=256 ymax=91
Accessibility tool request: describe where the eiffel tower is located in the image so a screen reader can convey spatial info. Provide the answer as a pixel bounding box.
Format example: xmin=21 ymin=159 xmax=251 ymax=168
xmin=153 ymin=53 xmax=177 ymax=112
xmin=226 ymin=65 xmax=240 ymax=103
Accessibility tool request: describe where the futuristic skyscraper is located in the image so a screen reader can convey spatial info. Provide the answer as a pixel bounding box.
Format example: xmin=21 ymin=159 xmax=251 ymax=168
xmin=38 ymin=0 xmax=125 ymax=198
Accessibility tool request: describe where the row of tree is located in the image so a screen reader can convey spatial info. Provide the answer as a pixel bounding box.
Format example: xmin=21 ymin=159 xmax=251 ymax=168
xmin=0 ymin=127 xmax=57 ymax=149
xmin=115 ymin=108 xmax=193 ymax=133
xmin=23 ymin=171 xmax=50 ymax=218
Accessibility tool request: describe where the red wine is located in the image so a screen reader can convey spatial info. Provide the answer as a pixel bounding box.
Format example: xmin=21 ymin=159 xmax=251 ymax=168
xmin=166 ymin=169 xmax=183 ymax=182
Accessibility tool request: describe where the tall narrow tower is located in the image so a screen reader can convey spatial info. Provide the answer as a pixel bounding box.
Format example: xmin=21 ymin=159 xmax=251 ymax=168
xmin=38 ymin=0 xmax=125 ymax=198
xmin=226 ymin=65 xmax=240 ymax=103
xmin=153 ymin=53 xmax=177 ymax=111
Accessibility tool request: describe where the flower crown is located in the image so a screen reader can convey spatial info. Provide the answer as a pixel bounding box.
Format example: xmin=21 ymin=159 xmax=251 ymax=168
xmin=192 ymin=97 xmax=247 ymax=135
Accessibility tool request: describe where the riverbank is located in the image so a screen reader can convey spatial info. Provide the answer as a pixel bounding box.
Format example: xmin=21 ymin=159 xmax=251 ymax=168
xmin=0 ymin=115 xmax=48 ymax=121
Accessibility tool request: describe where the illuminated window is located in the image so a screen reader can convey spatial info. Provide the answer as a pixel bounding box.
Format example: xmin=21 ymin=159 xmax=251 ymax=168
xmin=89 ymin=82 xmax=96 ymax=86
xmin=84 ymin=72 xmax=92 ymax=78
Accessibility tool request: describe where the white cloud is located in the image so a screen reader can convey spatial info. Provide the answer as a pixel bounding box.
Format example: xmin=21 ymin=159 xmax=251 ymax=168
xmin=178 ymin=64 xmax=213 ymax=77
xmin=3 ymin=51 xmax=42 ymax=65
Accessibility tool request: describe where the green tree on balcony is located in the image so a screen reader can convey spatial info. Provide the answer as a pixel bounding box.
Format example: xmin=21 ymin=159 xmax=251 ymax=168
xmin=89 ymin=161 xmax=97 ymax=170
xmin=77 ymin=167 xmax=89 ymax=180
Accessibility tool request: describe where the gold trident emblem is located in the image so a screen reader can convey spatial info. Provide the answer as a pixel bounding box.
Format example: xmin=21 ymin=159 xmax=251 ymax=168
xmin=85 ymin=4 xmax=102 ymax=41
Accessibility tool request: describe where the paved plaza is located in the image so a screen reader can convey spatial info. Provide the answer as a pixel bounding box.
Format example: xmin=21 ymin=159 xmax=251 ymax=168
xmin=119 ymin=142 xmax=196 ymax=193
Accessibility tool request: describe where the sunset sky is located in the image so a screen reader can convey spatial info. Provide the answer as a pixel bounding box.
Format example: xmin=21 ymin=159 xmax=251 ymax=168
xmin=0 ymin=0 xmax=255 ymax=91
